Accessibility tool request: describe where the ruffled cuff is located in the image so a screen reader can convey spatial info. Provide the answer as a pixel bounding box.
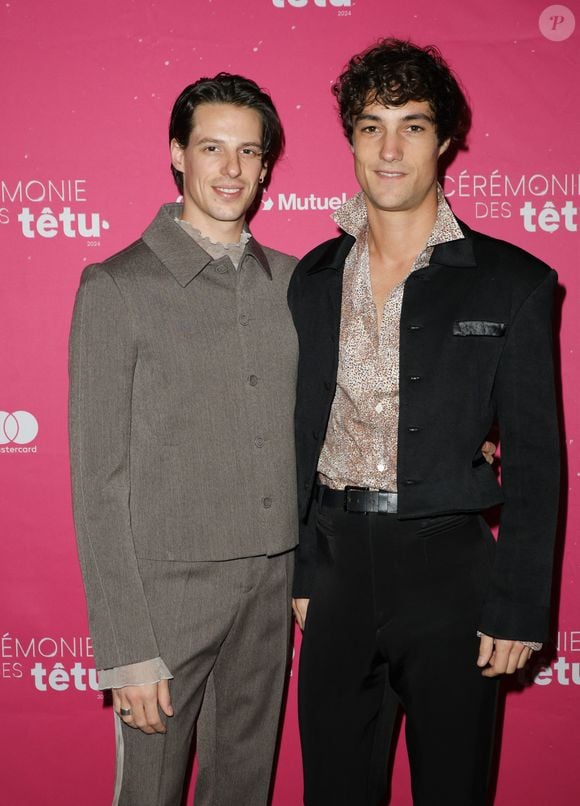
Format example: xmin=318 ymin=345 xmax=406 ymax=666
xmin=98 ymin=657 xmax=173 ymax=690
xmin=476 ymin=631 xmax=542 ymax=652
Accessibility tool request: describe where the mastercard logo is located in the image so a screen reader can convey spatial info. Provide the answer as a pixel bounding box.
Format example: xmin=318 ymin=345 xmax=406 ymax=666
xmin=0 ymin=411 xmax=39 ymax=445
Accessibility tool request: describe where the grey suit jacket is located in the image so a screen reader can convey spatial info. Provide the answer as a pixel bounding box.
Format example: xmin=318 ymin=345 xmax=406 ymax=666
xmin=69 ymin=204 xmax=299 ymax=670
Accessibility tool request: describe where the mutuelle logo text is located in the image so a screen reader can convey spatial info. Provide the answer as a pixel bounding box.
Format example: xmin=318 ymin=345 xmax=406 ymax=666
xmin=0 ymin=411 xmax=39 ymax=454
xmin=443 ymin=170 xmax=578 ymax=234
xmin=0 ymin=178 xmax=109 ymax=243
xmin=262 ymin=191 xmax=348 ymax=212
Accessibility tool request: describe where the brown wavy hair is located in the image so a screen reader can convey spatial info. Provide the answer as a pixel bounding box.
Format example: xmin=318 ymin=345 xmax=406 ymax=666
xmin=333 ymin=39 xmax=471 ymax=150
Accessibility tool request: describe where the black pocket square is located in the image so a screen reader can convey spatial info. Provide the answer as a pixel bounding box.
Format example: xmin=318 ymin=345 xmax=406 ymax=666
xmin=452 ymin=320 xmax=507 ymax=337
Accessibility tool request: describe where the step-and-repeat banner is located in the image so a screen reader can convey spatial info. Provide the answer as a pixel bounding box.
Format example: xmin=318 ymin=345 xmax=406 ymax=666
xmin=1 ymin=1 xmax=578 ymax=803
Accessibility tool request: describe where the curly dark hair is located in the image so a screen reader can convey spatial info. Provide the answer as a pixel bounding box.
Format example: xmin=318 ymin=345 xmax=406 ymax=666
xmin=333 ymin=38 xmax=471 ymax=149
xmin=169 ymin=73 xmax=285 ymax=193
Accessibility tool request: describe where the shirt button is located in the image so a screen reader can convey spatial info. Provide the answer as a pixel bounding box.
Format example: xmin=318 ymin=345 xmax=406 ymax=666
xmin=249 ymin=375 xmax=259 ymax=386
xmin=263 ymin=497 xmax=272 ymax=508
xmin=216 ymin=264 xmax=228 ymax=274
xmin=377 ymin=462 xmax=385 ymax=472
xmin=254 ymin=437 xmax=264 ymax=448
xmin=239 ymin=314 xmax=249 ymax=326
xmin=375 ymin=402 xmax=384 ymax=413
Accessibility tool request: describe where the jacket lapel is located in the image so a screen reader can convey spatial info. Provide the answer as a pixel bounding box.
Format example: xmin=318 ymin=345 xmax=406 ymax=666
xmin=429 ymin=221 xmax=477 ymax=269
xmin=142 ymin=203 xmax=213 ymax=287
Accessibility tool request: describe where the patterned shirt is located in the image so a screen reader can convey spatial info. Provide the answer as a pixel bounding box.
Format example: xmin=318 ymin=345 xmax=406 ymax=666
xmin=318 ymin=185 xmax=464 ymax=491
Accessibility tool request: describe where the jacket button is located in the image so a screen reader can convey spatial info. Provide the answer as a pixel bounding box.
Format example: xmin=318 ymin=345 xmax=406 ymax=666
xmin=263 ymin=497 xmax=272 ymax=508
xmin=323 ymin=380 xmax=332 ymax=391
xmin=407 ymin=426 xmax=422 ymax=433
xmin=249 ymin=375 xmax=259 ymax=386
xmin=254 ymin=437 xmax=264 ymax=448
xmin=239 ymin=314 xmax=249 ymax=326
xmin=312 ymin=430 xmax=319 ymax=440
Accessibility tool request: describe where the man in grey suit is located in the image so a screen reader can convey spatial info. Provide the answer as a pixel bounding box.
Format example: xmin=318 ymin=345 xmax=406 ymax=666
xmin=69 ymin=74 xmax=298 ymax=805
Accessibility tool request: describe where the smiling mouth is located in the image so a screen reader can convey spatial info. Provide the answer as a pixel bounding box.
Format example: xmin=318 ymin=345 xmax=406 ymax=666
xmin=376 ymin=171 xmax=406 ymax=178
xmin=214 ymin=186 xmax=243 ymax=195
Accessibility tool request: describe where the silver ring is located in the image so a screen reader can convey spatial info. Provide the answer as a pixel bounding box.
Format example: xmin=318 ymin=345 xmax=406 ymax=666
xmin=120 ymin=707 xmax=132 ymax=717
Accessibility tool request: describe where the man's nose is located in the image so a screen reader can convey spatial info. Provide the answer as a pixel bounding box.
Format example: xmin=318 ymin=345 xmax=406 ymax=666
xmin=379 ymin=132 xmax=403 ymax=162
xmin=222 ymin=151 xmax=242 ymax=177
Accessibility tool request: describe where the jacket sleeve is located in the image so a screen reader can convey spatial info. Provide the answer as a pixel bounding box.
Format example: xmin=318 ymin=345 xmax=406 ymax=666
xmin=287 ymin=264 xmax=319 ymax=599
xmin=69 ymin=264 xmax=159 ymax=670
xmin=292 ymin=496 xmax=320 ymax=598
xmin=479 ymin=269 xmax=560 ymax=642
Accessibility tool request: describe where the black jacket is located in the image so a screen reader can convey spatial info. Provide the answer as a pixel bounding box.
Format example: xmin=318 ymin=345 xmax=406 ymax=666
xmin=288 ymin=221 xmax=560 ymax=642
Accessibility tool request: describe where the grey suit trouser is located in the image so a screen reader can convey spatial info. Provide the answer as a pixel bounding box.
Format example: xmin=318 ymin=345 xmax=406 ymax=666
xmin=113 ymin=551 xmax=293 ymax=806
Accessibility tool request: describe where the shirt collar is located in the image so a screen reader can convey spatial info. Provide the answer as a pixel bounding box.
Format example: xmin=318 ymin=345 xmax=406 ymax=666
xmin=176 ymin=218 xmax=252 ymax=250
xmin=142 ymin=203 xmax=271 ymax=286
xmin=332 ymin=183 xmax=464 ymax=249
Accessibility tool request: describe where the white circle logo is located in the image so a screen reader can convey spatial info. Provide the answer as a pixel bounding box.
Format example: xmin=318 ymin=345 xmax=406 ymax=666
xmin=0 ymin=411 xmax=39 ymax=444
xmin=539 ymin=5 xmax=576 ymax=41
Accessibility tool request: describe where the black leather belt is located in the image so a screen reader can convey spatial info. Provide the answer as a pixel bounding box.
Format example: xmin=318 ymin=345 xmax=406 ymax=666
xmin=317 ymin=484 xmax=398 ymax=514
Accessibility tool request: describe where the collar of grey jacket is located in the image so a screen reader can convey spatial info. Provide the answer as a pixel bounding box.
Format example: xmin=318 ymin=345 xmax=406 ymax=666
xmin=306 ymin=218 xmax=477 ymax=275
xmin=142 ymin=202 xmax=272 ymax=287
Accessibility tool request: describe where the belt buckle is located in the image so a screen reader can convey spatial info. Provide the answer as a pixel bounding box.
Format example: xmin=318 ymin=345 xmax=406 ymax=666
xmin=345 ymin=486 xmax=375 ymax=514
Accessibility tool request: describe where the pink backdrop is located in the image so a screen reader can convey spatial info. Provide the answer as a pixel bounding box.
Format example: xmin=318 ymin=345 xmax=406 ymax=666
xmin=1 ymin=1 xmax=579 ymax=803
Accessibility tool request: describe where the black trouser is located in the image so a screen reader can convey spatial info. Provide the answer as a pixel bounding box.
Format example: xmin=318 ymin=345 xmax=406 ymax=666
xmin=299 ymin=504 xmax=500 ymax=806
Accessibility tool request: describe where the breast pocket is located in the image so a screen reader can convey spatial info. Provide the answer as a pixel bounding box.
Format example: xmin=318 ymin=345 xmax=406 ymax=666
xmin=452 ymin=320 xmax=507 ymax=337
xmin=448 ymin=320 xmax=507 ymax=410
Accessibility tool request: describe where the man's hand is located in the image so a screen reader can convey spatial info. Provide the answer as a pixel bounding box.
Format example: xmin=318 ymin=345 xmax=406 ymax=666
xmin=477 ymin=634 xmax=533 ymax=677
xmin=113 ymin=679 xmax=173 ymax=734
xmin=481 ymin=441 xmax=497 ymax=465
xmin=292 ymin=598 xmax=310 ymax=631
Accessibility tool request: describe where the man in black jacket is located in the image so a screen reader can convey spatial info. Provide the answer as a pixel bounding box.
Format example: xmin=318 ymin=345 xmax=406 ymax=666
xmin=288 ymin=39 xmax=560 ymax=806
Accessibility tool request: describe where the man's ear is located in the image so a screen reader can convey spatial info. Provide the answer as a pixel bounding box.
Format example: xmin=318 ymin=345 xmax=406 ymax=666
xmin=170 ymin=139 xmax=185 ymax=172
xmin=438 ymin=137 xmax=451 ymax=157
xmin=259 ymin=162 xmax=268 ymax=183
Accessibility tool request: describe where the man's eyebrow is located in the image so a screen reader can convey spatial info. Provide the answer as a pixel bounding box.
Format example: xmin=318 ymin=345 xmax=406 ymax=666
xmin=401 ymin=113 xmax=435 ymax=123
xmin=354 ymin=112 xmax=435 ymax=124
xmin=354 ymin=113 xmax=382 ymax=124
xmin=194 ymin=136 xmax=263 ymax=148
